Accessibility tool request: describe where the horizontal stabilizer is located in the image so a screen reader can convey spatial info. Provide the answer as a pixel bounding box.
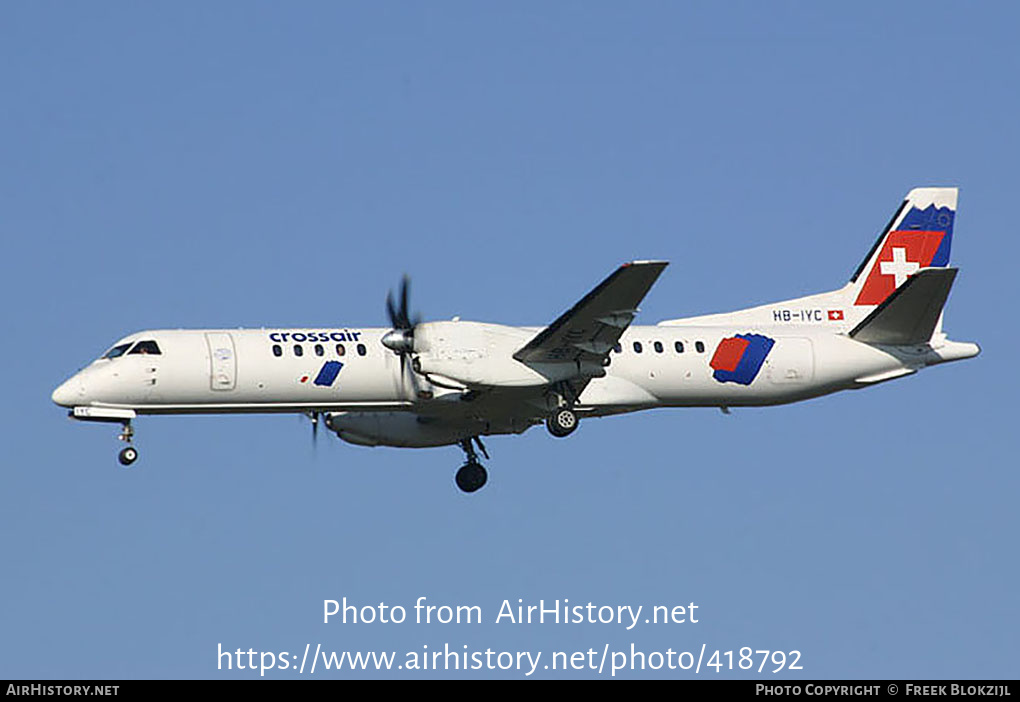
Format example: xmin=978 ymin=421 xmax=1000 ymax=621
xmin=849 ymin=268 xmax=958 ymax=345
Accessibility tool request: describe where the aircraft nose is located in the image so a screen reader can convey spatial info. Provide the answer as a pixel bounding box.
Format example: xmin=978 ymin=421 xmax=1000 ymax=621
xmin=51 ymin=377 xmax=83 ymax=407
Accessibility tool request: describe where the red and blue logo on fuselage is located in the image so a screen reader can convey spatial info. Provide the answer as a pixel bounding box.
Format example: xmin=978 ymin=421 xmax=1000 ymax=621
xmin=300 ymin=361 xmax=344 ymax=387
xmin=710 ymin=334 xmax=775 ymax=385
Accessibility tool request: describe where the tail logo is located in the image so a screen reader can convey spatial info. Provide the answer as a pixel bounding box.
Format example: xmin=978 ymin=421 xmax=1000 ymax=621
xmin=710 ymin=334 xmax=775 ymax=386
xmin=855 ymin=203 xmax=954 ymax=306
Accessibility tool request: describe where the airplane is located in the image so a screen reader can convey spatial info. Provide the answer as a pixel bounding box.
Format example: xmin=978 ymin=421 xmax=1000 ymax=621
xmin=51 ymin=187 xmax=979 ymax=493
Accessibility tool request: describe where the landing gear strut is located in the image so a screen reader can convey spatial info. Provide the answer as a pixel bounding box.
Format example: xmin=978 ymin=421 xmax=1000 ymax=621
xmin=545 ymin=382 xmax=580 ymax=438
xmin=455 ymin=437 xmax=489 ymax=493
xmin=117 ymin=422 xmax=138 ymax=466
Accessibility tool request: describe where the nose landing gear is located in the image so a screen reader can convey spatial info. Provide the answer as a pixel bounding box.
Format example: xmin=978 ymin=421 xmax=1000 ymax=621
xmin=455 ymin=437 xmax=489 ymax=493
xmin=117 ymin=422 xmax=138 ymax=466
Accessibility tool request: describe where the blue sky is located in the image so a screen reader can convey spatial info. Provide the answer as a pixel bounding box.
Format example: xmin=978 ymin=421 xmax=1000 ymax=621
xmin=2 ymin=2 xmax=1017 ymax=679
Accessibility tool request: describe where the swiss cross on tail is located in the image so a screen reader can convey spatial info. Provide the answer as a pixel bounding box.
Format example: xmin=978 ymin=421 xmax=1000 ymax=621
xmin=853 ymin=188 xmax=956 ymax=306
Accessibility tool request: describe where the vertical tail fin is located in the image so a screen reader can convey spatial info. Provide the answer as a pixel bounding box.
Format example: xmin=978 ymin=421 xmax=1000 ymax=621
xmin=849 ymin=187 xmax=957 ymax=308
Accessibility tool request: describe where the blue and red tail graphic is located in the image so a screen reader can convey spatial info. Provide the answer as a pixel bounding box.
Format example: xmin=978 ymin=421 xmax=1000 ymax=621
xmin=853 ymin=188 xmax=956 ymax=306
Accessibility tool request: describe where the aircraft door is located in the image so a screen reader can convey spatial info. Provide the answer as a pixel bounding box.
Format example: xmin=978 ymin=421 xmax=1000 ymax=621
xmin=766 ymin=337 xmax=815 ymax=385
xmin=205 ymin=332 xmax=237 ymax=391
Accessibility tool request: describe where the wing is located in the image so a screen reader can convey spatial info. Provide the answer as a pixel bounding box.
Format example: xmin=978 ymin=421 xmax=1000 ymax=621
xmin=513 ymin=260 xmax=668 ymax=366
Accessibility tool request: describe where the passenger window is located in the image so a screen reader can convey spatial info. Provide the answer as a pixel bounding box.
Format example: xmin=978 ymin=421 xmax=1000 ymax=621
xmin=102 ymin=343 xmax=132 ymax=359
xmin=675 ymin=341 xmax=684 ymax=353
xmin=314 ymin=344 xmax=324 ymax=357
xmin=356 ymin=343 xmax=367 ymax=357
xmin=294 ymin=345 xmax=303 ymax=357
xmin=128 ymin=340 xmax=161 ymax=355
xmin=336 ymin=344 xmax=346 ymax=356
xmin=654 ymin=341 xmax=663 ymax=353
xmin=272 ymin=344 xmax=282 ymax=357
xmin=633 ymin=341 xmax=643 ymax=354
xmin=695 ymin=341 xmax=705 ymax=353
xmin=613 ymin=343 xmax=622 ymax=354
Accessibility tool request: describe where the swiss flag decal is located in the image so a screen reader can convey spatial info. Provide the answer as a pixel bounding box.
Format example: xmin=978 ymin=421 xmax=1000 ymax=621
xmin=828 ymin=310 xmax=844 ymax=321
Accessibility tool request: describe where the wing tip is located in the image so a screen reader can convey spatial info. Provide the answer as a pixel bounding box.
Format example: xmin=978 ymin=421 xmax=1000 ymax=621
xmin=625 ymin=259 xmax=669 ymax=267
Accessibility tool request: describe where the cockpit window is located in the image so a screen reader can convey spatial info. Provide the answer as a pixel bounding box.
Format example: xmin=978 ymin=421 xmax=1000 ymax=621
xmin=102 ymin=343 xmax=132 ymax=359
xmin=128 ymin=340 xmax=162 ymax=355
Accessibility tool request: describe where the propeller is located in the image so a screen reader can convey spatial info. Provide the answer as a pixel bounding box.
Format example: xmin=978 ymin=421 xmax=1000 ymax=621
xmin=382 ymin=275 xmax=426 ymax=398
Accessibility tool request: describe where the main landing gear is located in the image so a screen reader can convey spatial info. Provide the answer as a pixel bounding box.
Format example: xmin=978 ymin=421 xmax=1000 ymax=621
xmin=546 ymin=407 xmax=578 ymax=438
xmin=545 ymin=382 xmax=580 ymax=438
xmin=455 ymin=437 xmax=489 ymax=493
xmin=117 ymin=422 xmax=138 ymax=466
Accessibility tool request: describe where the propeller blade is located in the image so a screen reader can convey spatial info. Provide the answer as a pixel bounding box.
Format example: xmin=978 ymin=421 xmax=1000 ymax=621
xmin=385 ymin=275 xmax=415 ymax=330
xmin=304 ymin=410 xmax=321 ymax=449
xmin=399 ymin=275 xmax=410 ymax=329
xmin=407 ymin=360 xmax=421 ymax=397
xmin=386 ymin=291 xmax=399 ymax=329
xmin=398 ymin=352 xmax=422 ymax=399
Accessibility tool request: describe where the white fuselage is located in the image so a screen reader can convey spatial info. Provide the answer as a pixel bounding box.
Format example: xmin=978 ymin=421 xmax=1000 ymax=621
xmin=51 ymin=322 xmax=973 ymax=418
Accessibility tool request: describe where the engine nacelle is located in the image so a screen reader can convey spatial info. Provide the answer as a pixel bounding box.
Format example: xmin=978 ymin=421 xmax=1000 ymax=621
xmin=327 ymin=411 xmax=480 ymax=448
xmin=413 ymin=320 xmax=600 ymax=387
